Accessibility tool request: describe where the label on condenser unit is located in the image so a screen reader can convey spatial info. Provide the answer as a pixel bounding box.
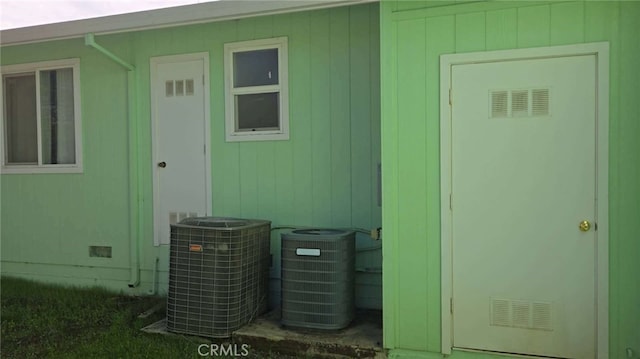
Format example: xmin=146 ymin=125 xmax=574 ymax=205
xmin=189 ymin=244 xmax=203 ymax=252
xmin=296 ymin=248 xmax=321 ymax=256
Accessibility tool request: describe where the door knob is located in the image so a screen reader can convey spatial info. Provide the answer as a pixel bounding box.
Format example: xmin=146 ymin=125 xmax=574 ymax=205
xmin=579 ymin=220 xmax=591 ymax=232
xmin=158 ymin=161 xmax=167 ymax=168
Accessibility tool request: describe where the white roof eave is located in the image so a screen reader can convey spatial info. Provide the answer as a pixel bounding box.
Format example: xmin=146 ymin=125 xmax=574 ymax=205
xmin=0 ymin=0 xmax=378 ymax=47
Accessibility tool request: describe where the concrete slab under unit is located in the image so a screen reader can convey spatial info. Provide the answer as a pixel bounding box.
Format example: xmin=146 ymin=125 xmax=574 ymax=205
xmin=234 ymin=309 xmax=384 ymax=358
xmin=141 ymin=309 xmax=385 ymax=358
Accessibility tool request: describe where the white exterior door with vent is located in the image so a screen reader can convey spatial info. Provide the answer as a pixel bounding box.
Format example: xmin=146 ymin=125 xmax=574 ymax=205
xmin=450 ymin=55 xmax=598 ymax=358
xmin=151 ymin=54 xmax=211 ymax=245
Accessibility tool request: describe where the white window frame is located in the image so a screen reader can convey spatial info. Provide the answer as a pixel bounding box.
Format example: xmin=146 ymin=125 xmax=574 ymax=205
xmin=1 ymin=58 xmax=83 ymax=174
xmin=224 ymin=37 xmax=289 ymax=142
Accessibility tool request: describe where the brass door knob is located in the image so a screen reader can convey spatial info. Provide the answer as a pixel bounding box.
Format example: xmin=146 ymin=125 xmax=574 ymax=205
xmin=158 ymin=161 xmax=167 ymax=168
xmin=579 ymin=220 xmax=591 ymax=232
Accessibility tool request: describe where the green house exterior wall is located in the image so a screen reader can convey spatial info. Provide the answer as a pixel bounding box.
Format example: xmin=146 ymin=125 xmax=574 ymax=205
xmin=0 ymin=3 xmax=382 ymax=309
xmin=381 ymin=1 xmax=639 ymax=357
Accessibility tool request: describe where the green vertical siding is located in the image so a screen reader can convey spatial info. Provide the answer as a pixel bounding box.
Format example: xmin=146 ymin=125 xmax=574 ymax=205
xmin=330 ymin=9 xmax=353 ymax=228
xmin=550 ymin=2 xmax=585 ymax=44
xmin=396 ymin=16 xmax=429 ymax=350
xmin=0 ymin=40 xmax=131 ymax=286
xmin=423 ymin=15 xmax=452 ymax=351
xmin=485 ymin=8 xmax=517 ymax=50
xmin=382 ymin=0 xmax=640 ymax=357
xmin=613 ymin=2 xmax=640 ymax=354
xmin=310 ymin=10 xmax=333 ymax=226
xmin=516 ymin=5 xmax=551 ymax=47
xmin=455 ymin=12 xmax=485 ymax=51
xmin=289 ymin=12 xmax=313 ymax=226
xmin=1 ymin=3 xmax=382 ymax=309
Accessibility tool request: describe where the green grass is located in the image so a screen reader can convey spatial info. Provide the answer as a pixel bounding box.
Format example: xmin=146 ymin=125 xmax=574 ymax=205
xmin=0 ymin=277 xmax=201 ymax=358
xmin=0 ymin=277 xmax=293 ymax=359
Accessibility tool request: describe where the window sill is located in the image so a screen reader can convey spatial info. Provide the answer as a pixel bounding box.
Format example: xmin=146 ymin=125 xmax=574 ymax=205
xmin=1 ymin=165 xmax=83 ymax=174
xmin=225 ymin=132 xmax=289 ymax=142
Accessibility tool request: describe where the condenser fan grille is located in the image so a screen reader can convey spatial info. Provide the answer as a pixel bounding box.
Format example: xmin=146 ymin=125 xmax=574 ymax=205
xmin=281 ymin=229 xmax=355 ymax=330
xmin=166 ymin=217 xmax=271 ymax=338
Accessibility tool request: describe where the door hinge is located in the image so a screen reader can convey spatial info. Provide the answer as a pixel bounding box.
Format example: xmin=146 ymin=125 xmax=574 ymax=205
xmin=450 ymin=297 xmax=453 ymax=314
xmin=449 ymin=193 xmax=453 ymax=211
xmin=202 ymin=75 xmax=205 ymax=85
xmin=449 ymin=88 xmax=452 ymax=106
xmin=204 ymin=144 xmax=206 ymax=154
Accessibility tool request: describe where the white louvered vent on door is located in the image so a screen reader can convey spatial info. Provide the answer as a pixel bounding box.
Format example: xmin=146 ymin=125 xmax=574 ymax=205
xmin=532 ymin=89 xmax=550 ymax=116
xmin=169 ymin=211 xmax=199 ymax=225
xmin=490 ymin=88 xmax=550 ymax=118
xmin=490 ymin=298 xmax=553 ymax=331
xmin=175 ymin=80 xmax=184 ymax=96
xmin=186 ymin=79 xmax=194 ymax=95
xmin=511 ymin=90 xmax=529 ymax=117
xmin=511 ymin=301 xmax=531 ymax=328
xmin=490 ymin=299 xmax=510 ymax=326
xmin=165 ymin=79 xmax=195 ymax=97
xmin=491 ymin=91 xmax=508 ymax=118
xmin=532 ymin=302 xmax=552 ymax=330
xmin=165 ymin=81 xmax=174 ymax=97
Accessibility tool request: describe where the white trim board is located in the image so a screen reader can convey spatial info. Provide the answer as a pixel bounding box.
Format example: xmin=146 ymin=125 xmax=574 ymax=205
xmin=149 ymin=52 xmax=212 ymax=246
xmin=439 ymin=42 xmax=609 ymax=358
xmin=0 ymin=0 xmax=377 ymax=47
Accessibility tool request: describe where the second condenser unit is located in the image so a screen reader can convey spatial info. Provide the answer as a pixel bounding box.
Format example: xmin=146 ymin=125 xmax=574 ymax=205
xmin=281 ymin=229 xmax=355 ymax=330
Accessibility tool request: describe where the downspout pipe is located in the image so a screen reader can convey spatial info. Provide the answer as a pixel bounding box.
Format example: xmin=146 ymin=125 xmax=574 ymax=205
xmin=84 ymin=34 xmax=134 ymax=71
xmin=84 ymin=33 xmax=142 ymax=288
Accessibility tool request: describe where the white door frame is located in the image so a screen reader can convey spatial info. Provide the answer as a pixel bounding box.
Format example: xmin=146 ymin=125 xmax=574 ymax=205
xmin=439 ymin=42 xmax=609 ymax=357
xmin=150 ymin=52 xmax=212 ymax=246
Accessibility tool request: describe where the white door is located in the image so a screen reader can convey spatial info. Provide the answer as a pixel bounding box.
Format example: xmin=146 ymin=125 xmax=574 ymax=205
xmin=151 ymin=54 xmax=210 ymax=245
xmin=451 ymin=55 xmax=597 ymax=358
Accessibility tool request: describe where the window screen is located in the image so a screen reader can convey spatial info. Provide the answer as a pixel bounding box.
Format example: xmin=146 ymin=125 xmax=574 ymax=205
xmin=235 ymin=93 xmax=279 ymax=131
xmin=39 ymin=68 xmax=76 ymax=164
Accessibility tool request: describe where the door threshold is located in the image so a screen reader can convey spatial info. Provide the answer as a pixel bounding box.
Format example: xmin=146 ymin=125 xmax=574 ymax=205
xmin=454 ymin=347 xmax=570 ymax=359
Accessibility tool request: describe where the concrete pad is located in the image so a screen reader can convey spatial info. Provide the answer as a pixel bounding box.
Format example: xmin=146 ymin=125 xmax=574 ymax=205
xmin=141 ymin=318 xmax=213 ymax=344
xmin=141 ymin=317 xmax=169 ymax=335
xmin=141 ymin=309 xmax=385 ymax=358
xmin=233 ymin=309 xmax=385 ymax=358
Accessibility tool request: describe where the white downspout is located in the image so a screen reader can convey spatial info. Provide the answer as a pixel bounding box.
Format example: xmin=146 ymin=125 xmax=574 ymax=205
xmin=84 ymin=33 xmax=142 ymax=288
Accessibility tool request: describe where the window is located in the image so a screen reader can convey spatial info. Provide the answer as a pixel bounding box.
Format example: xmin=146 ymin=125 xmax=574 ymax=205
xmin=224 ymin=37 xmax=289 ymax=142
xmin=2 ymin=59 xmax=82 ymax=173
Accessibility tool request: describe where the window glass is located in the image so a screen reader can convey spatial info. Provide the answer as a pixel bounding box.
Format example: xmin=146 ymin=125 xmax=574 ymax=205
xmin=4 ymin=73 xmax=38 ymax=164
xmin=224 ymin=37 xmax=288 ymax=141
xmin=235 ymin=92 xmax=279 ymax=131
xmin=233 ymin=49 xmax=279 ymax=88
xmin=2 ymin=61 xmax=80 ymax=171
xmin=40 ymin=68 xmax=76 ymax=164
